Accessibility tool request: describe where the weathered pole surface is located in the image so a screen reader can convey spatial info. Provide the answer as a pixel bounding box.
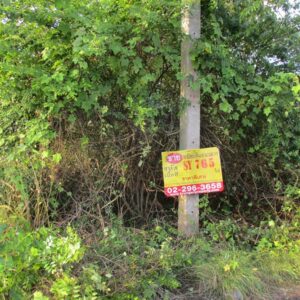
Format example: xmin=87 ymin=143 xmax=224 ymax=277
xmin=179 ymin=1 xmax=201 ymax=236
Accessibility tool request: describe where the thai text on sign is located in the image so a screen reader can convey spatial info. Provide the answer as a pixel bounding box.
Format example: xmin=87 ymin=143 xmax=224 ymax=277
xmin=162 ymin=147 xmax=224 ymax=197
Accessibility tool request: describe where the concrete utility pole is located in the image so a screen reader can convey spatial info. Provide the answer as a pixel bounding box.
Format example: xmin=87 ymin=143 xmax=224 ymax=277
xmin=179 ymin=1 xmax=201 ymax=236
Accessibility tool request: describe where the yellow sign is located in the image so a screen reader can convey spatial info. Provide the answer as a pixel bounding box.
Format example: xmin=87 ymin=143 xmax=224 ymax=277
xmin=162 ymin=147 xmax=224 ymax=197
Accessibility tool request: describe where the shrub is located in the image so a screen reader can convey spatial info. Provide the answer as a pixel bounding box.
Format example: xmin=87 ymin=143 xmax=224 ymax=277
xmin=0 ymin=216 xmax=83 ymax=298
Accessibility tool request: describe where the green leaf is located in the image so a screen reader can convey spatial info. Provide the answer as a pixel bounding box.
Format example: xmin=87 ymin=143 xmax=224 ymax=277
xmin=55 ymin=0 xmax=64 ymax=9
xmin=219 ymin=101 xmax=233 ymax=113
xmin=53 ymin=153 xmax=62 ymax=164
xmin=68 ymin=114 xmax=76 ymax=124
xmin=263 ymin=107 xmax=272 ymax=116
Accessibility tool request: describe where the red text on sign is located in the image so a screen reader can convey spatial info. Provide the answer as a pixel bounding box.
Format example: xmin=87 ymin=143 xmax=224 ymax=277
xmin=183 ymin=158 xmax=215 ymax=171
xmin=164 ymin=182 xmax=224 ymax=197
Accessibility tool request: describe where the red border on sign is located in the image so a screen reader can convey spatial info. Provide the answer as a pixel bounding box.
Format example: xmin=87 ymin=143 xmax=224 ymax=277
xmin=164 ymin=182 xmax=224 ymax=197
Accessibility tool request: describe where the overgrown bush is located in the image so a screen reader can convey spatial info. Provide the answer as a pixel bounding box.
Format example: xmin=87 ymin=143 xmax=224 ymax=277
xmin=0 ymin=216 xmax=83 ymax=299
xmin=0 ymin=0 xmax=299 ymax=227
xmin=2 ymin=218 xmax=300 ymax=299
xmin=0 ymin=1 xmax=299 ymax=298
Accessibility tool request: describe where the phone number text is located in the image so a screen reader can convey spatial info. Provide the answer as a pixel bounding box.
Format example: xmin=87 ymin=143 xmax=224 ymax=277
xmin=164 ymin=182 xmax=224 ymax=197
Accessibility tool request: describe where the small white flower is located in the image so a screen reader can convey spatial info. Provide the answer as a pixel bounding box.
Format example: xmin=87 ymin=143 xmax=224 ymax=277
xmin=1 ymin=17 xmax=9 ymax=24
xmin=45 ymin=236 xmax=54 ymax=248
xmin=16 ymin=19 xmax=24 ymax=26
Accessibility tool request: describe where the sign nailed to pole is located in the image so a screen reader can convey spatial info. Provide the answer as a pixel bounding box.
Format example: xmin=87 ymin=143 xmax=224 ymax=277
xmin=162 ymin=147 xmax=224 ymax=197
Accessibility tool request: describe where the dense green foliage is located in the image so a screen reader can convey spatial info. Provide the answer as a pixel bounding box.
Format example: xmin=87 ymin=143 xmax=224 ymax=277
xmin=2 ymin=219 xmax=300 ymax=299
xmin=0 ymin=0 xmax=299 ymax=225
xmin=0 ymin=0 xmax=299 ymax=299
xmin=0 ymin=217 xmax=83 ymax=299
